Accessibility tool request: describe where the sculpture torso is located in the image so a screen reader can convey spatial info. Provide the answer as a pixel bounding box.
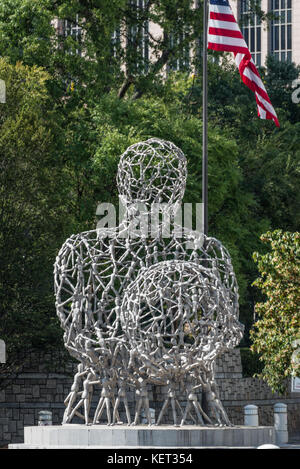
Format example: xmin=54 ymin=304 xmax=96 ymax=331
xmin=54 ymin=222 xmax=238 ymax=364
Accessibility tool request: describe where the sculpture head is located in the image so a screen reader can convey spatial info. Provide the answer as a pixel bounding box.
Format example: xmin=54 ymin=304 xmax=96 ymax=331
xmin=117 ymin=138 xmax=187 ymax=211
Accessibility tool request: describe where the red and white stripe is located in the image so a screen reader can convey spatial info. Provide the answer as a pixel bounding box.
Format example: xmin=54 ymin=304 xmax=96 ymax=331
xmin=208 ymin=1 xmax=279 ymax=127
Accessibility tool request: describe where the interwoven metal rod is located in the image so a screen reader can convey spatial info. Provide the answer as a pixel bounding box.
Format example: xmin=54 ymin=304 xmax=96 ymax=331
xmin=54 ymin=138 xmax=244 ymax=426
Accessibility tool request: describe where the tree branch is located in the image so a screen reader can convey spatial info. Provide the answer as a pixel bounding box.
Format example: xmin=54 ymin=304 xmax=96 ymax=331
xmin=118 ymin=75 xmax=134 ymax=99
xmin=132 ymin=40 xmax=172 ymax=100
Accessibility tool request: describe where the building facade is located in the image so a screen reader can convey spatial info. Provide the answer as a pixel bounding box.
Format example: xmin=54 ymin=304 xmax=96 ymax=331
xmin=231 ymin=0 xmax=300 ymax=66
xmin=52 ymin=1 xmax=300 ymax=75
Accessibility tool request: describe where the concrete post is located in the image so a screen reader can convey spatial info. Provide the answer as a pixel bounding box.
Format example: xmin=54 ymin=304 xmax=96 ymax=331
xmin=0 ymin=339 xmax=6 ymax=363
xmin=244 ymin=404 xmax=259 ymax=427
xmin=274 ymin=403 xmax=288 ymax=445
xmin=38 ymin=411 xmax=52 ymax=426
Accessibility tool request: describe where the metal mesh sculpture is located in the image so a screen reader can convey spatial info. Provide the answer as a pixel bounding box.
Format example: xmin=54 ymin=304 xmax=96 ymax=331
xmin=121 ymin=260 xmax=243 ymax=426
xmin=54 ymin=137 xmax=244 ymax=426
xmin=117 ymin=138 xmax=187 ymax=211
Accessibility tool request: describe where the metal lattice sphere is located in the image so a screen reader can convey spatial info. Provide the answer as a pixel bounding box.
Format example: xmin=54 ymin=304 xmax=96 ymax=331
xmin=121 ymin=260 xmax=243 ymax=375
xmin=117 ymin=138 xmax=187 ymax=208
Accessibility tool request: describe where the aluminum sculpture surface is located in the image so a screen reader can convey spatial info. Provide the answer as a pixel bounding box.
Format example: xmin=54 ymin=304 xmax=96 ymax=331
xmin=54 ymin=138 xmax=244 ymax=426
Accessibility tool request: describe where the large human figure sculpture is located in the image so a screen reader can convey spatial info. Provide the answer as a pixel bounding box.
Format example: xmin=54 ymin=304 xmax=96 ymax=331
xmin=54 ymin=138 xmax=244 ymax=426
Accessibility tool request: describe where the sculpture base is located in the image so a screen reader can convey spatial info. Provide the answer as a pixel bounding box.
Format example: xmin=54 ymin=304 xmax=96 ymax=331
xmin=9 ymin=424 xmax=275 ymax=449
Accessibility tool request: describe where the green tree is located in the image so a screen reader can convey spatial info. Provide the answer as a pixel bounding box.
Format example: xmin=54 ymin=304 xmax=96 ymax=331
xmin=241 ymin=122 xmax=300 ymax=233
xmin=251 ymin=230 xmax=300 ymax=392
xmin=0 ymin=0 xmax=123 ymax=99
xmin=0 ymin=59 xmax=70 ymax=378
xmin=0 ymin=0 xmax=201 ymax=101
xmin=0 ymin=1 xmax=269 ymax=101
xmin=0 ymin=0 xmax=203 ymax=230
xmin=261 ymin=55 xmax=300 ymax=124
xmin=0 ymin=0 xmax=297 ymax=360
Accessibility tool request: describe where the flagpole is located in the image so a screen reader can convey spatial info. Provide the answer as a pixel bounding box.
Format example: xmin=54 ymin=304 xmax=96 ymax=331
xmin=202 ymin=0 xmax=208 ymax=236
xmin=201 ymin=0 xmax=210 ymax=421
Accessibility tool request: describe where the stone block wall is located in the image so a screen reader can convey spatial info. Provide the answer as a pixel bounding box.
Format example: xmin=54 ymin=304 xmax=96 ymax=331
xmin=0 ymin=352 xmax=75 ymax=445
xmin=0 ymin=349 xmax=300 ymax=446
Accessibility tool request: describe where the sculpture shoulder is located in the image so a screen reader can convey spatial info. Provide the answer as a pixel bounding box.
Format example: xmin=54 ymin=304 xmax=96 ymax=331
xmin=54 ymin=232 xmax=83 ymax=263
xmin=178 ymin=228 xmax=229 ymax=258
xmin=187 ymin=230 xmax=232 ymax=263
xmin=54 ymin=227 xmax=121 ymax=267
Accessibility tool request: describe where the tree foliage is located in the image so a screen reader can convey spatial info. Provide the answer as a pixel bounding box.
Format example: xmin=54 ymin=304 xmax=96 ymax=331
xmin=0 ymin=0 xmax=202 ymax=102
xmin=0 ymin=1 xmax=299 ymax=380
xmin=0 ymin=59 xmax=70 ymax=377
xmin=251 ymin=231 xmax=300 ymax=392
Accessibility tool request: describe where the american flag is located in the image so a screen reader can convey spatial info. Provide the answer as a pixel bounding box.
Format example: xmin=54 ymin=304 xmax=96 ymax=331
xmin=207 ymin=0 xmax=279 ymax=127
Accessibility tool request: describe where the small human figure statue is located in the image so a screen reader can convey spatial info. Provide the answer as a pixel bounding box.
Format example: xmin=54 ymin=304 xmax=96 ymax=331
xmin=93 ymin=375 xmax=115 ymax=425
xmin=65 ymin=299 xmax=82 ymax=348
xmin=150 ymin=333 xmax=164 ymax=360
xmin=63 ymin=363 xmax=87 ymax=424
xmin=68 ymin=371 xmax=100 ymax=425
xmin=180 ymin=374 xmax=212 ymax=426
xmin=156 ymin=377 xmax=181 ymax=426
xmin=196 ymin=369 xmax=231 ymax=427
xmin=206 ymin=379 xmax=232 ymax=427
xmin=112 ymin=372 xmax=131 ymax=425
xmin=132 ymin=371 xmax=152 ymax=426
xmin=84 ymin=339 xmax=101 ymax=369
xmin=168 ymin=337 xmax=181 ymax=369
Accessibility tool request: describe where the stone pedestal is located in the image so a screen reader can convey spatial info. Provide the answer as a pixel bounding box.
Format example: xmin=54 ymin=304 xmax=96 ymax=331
xmin=9 ymin=424 xmax=275 ymax=449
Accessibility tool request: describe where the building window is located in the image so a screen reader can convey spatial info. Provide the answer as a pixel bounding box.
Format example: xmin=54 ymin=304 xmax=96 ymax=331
xmin=270 ymin=0 xmax=292 ymax=62
xmin=111 ymin=28 xmax=121 ymax=58
xmin=127 ymin=0 xmax=149 ymax=73
xmin=240 ymin=0 xmax=262 ymax=66
xmin=168 ymin=31 xmax=190 ymax=72
xmin=64 ymin=14 xmax=82 ymax=56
